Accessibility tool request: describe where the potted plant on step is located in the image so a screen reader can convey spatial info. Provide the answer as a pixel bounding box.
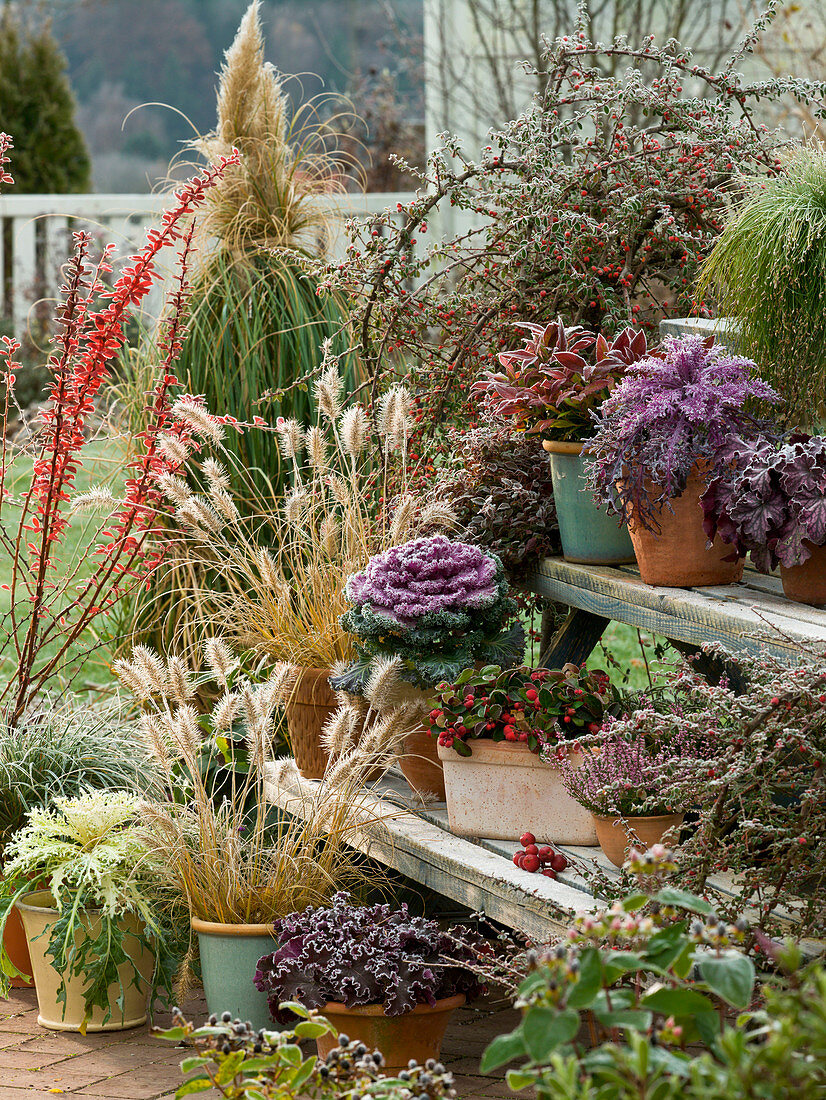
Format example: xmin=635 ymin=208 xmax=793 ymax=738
xmin=431 ymin=663 xmax=625 ymax=845
xmin=559 ymin=717 xmax=701 ymax=866
xmin=117 ymin=642 xmax=380 ymax=1031
xmin=584 ymin=334 xmax=780 ymax=586
xmin=0 ymin=791 xmax=177 ymax=1031
xmin=253 ymin=894 xmax=483 ymax=1072
xmin=702 ymin=433 xmax=826 ymax=605
xmin=472 ymin=320 xmax=656 ymax=564
xmin=330 ymin=534 xmax=524 ymax=799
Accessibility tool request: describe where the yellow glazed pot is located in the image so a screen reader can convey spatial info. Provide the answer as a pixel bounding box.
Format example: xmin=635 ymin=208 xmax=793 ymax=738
xmin=17 ymin=890 xmax=153 ymax=1032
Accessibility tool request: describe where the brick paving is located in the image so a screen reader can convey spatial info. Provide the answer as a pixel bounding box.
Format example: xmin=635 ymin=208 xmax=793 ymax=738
xmin=0 ymin=988 xmax=517 ymax=1100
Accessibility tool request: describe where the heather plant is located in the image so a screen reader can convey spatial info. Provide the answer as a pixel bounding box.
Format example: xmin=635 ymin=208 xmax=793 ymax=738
xmin=0 ymin=130 xmax=242 ymax=724
xmin=0 ymin=791 xmax=182 ymax=1022
xmin=428 ymin=664 xmax=622 ymax=758
xmin=472 ymin=320 xmax=655 ymax=442
xmin=159 ymin=1004 xmax=459 ymax=1100
xmin=321 ymin=7 xmax=826 ymax=458
xmin=432 ymin=425 xmax=560 ymax=581
xmin=701 ymin=433 xmax=826 ymax=571
xmin=584 ymin=335 xmax=780 ymax=529
xmin=253 ymin=893 xmax=483 ymax=1023
xmin=697 ymin=147 xmax=826 ymax=429
xmin=331 ymin=534 xmax=523 ymax=695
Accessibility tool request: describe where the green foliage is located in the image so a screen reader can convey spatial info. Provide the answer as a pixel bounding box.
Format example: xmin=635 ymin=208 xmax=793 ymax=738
xmin=0 ymin=697 xmax=159 ymax=855
xmin=697 ymin=148 xmax=826 ymax=430
xmin=0 ymin=9 xmax=90 ymax=193
xmin=157 ymin=1004 xmax=459 ymax=1100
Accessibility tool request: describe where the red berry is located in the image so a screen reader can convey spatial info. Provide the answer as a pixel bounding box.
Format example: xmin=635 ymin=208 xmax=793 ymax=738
xmin=520 ymin=832 xmax=536 ymax=847
xmin=538 ymin=846 xmax=553 ymax=861
xmin=551 ymin=853 xmax=569 ymax=872
xmin=525 ymin=843 xmax=539 ymax=856
xmin=522 ymin=854 xmax=540 ymax=873
xmin=512 ymin=852 xmax=523 ymax=867
xmin=541 ymin=868 xmax=557 ymax=879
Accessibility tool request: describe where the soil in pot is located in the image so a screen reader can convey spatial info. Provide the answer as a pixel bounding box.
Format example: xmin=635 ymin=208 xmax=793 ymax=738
xmin=315 ymin=994 xmax=465 ymax=1073
xmin=628 ymin=466 xmax=743 ymax=587
xmin=438 ymin=738 xmax=597 ymax=845
xmin=543 ymin=441 xmax=635 ymax=565
xmin=192 ymin=918 xmax=280 ymax=1032
xmin=780 ymin=541 xmax=826 ymax=606
xmin=284 ymin=667 xmax=336 ymax=780
xmin=593 ymin=814 xmax=685 ymax=868
xmin=17 ymin=890 xmax=153 ymax=1031
xmin=399 ymin=728 xmax=446 ymax=801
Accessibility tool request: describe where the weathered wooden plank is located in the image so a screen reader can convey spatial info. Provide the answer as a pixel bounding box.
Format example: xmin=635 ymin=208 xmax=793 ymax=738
xmin=539 ymin=609 xmax=609 ymax=668
xmin=264 ymin=766 xmax=598 ymax=942
xmin=528 ymin=558 xmax=826 ymax=661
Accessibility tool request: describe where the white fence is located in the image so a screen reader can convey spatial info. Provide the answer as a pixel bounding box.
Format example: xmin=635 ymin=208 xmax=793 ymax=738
xmin=0 ymin=190 xmax=414 ymax=334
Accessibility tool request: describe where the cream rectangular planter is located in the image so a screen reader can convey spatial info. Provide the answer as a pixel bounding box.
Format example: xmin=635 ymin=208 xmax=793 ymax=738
xmin=437 ymin=739 xmax=597 ymax=845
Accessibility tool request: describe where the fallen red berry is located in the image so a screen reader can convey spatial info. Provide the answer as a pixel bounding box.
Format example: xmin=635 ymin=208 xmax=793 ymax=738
xmin=520 ymin=832 xmax=536 ymax=847
xmin=522 ymin=854 xmax=540 ymax=873
xmin=538 ymin=846 xmax=553 ymax=861
xmin=541 ymin=868 xmax=557 ymax=879
xmin=512 ymin=852 xmax=523 ymax=867
xmin=551 ymin=853 xmax=569 ymax=872
xmin=525 ymin=843 xmax=539 ymax=856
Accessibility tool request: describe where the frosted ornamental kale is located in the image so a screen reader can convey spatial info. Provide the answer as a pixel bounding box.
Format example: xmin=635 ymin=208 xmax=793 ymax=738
xmin=584 ymin=335 xmax=780 ymax=530
xmin=702 ymin=433 xmax=826 ymax=570
xmin=253 ymin=893 xmax=483 ymax=1021
xmin=332 ymin=534 xmax=524 ymax=692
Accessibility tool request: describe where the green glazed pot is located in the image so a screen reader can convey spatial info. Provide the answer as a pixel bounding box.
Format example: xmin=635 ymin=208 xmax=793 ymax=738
xmin=192 ymin=918 xmax=280 ymax=1031
xmin=543 ymin=441 xmax=634 ymax=565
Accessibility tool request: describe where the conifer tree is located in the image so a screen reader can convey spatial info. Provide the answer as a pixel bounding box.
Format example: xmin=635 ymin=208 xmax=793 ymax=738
xmin=0 ymin=9 xmax=91 ymax=193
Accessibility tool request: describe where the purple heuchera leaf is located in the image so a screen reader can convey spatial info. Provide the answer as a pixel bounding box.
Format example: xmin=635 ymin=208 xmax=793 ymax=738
xmin=701 ymin=433 xmax=826 ymax=570
xmin=585 ymin=335 xmax=781 ymax=529
xmin=346 ymin=534 xmax=499 ymax=626
xmin=253 ymin=893 xmax=483 ymax=1023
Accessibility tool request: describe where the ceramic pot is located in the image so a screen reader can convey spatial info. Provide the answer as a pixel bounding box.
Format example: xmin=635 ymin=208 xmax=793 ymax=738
xmin=284 ymin=667 xmax=336 ymax=780
xmin=399 ymin=728 xmax=446 ymax=801
xmin=543 ymin=441 xmax=635 ymax=564
xmin=17 ymin=890 xmax=153 ymax=1031
xmin=780 ymin=542 xmax=826 ymax=606
xmin=437 ymin=739 xmax=597 ymax=845
xmin=628 ymin=466 xmax=743 ymax=587
xmin=192 ymin=918 xmax=280 ymax=1032
xmin=593 ymin=813 xmax=685 ymax=868
xmin=316 ymin=994 xmax=465 ymax=1073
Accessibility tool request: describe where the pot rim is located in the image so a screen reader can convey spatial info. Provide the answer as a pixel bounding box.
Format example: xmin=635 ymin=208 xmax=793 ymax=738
xmin=192 ymin=917 xmax=278 ymax=937
xmin=592 ymin=812 xmax=685 ymax=824
xmin=321 ymin=993 xmax=466 ymax=1016
xmin=437 ymin=738 xmax=578 ymax=766
xmin=542 ymin=439 xmax=586 ymax=456
xmin=16 ymin=889 xmax=61 ymax=915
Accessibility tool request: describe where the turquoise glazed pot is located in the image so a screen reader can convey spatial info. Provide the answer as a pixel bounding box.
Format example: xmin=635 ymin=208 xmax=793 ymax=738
xmin=192 ymin=919 xmax=279 ymax=1031
xmin=543 ymin=441 xmax=634 ymax=565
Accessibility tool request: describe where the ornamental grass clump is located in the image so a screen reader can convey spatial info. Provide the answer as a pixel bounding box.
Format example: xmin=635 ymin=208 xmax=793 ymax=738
xmin=332 ymin=534 xmax=523 ymax=694
xmin=697 ymin=147 xmax=826 ymax=430
xmin=701 ymin=433 xmax=826 ymax=571
xmin=585 ymin=335 xmax=780 ymax=530
xmin=253 ymin=893 xmax=483 ymax=1022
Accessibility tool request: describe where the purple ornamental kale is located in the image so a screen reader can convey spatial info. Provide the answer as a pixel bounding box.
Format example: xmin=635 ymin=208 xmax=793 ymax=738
xmin=346 ymin=534 xmax=499 ymax=627
xmin=253 ymin=893 xmax=483 ymax=1022
xmin=702 ymin=433 xmax=826 ymax=570
xmin=584 ymin=335 xmax=780 ymax=530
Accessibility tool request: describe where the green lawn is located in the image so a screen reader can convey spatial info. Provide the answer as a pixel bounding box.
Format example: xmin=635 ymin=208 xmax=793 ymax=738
xmin=0 ymin=439 xmax=126 ymax=695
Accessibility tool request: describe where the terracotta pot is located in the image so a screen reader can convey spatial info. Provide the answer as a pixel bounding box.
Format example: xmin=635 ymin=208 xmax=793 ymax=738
xmin=17 ymin=890 xmax=153 ymax=1031
xmin=399 ymin=728 xmax=446 ymax=801
xmin=437 ymin=739 xmax=597 ymax=844
xmin=628 ymin=466 xmax=743 ymax=587
xmin=593 ymin=813 xmax=685 ymax=868
xmin=192 ymin=918 xmax=280 ymax=1032
xmin=543 ymin=440 xmax=635 ymax=565
xmin=5 ymin=901 xmax=34 ymax=988
xmin=284 ymin=667 xmax=336 ymax=779
xmin=316 ymin=994 xmax=465 ymax=1073
xmin=780 ymin=541 xmax=826 ymax=606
